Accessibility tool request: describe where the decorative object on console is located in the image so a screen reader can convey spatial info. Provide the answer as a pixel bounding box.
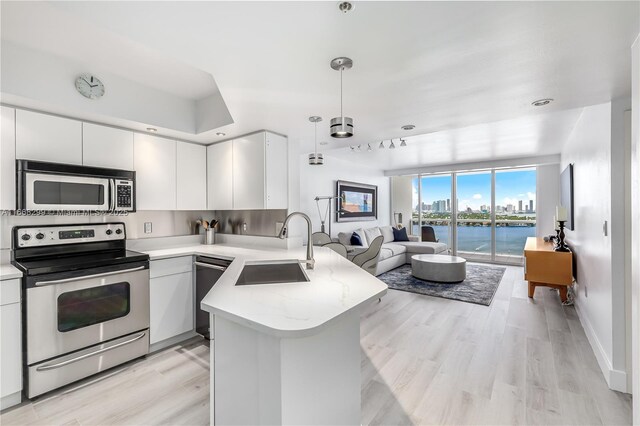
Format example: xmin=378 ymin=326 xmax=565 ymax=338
xmin=393 ymin=212 xmax=403 ymax=228
xmin=336 ymin=180 xmax=377 ymax=222
xmin=308 ymin=116 xmax=324 ymax=165
xmin=555 ymin=206 xmax=570 ymax=252
xmin=329 ymin=57 xmax=354 ymax=138
xmin=560 ymin=164 xmax=574 ymax=230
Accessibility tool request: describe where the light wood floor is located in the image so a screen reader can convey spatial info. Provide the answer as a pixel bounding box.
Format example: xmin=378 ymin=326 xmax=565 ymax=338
xmin=1 ymin=265 xmax=632 ymax=425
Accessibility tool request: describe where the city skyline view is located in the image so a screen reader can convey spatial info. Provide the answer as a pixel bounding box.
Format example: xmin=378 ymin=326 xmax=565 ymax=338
xmin=412 ymin=168 xmax=536 ymax=213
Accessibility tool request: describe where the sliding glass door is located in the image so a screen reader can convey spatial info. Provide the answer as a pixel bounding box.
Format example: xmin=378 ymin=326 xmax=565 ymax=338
xmin=455 ymin=171 xmax=492 ymax=262
xmin=397 ymin=166 xmax=537 ymax=264
xmin=495 ymin=168 xmax=537 ymax=264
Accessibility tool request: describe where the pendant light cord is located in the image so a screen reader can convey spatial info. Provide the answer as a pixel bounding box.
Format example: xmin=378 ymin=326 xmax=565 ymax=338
xmin=314 ymin=120 xmax=318 ymax=155
xmin=340 ymin=67 xmax=343 ymax=119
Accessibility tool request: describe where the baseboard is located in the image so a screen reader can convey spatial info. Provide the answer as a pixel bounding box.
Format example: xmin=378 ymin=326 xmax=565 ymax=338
xmin=574 ymin=302 xmax=630 ymax=393
xmin=149 ymin=330 xmax=200 ymax=353
xmin=0 ymin=391 xmax=22 ymax=411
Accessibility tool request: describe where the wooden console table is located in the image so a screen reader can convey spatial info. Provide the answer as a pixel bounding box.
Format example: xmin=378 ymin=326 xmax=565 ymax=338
xmin=523 ymin=237 xmax=573 ymax=302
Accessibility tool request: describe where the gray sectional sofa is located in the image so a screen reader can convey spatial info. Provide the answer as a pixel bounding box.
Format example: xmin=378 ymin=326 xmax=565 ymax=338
xmin=337 ymin=225 xmax=448 ymax=276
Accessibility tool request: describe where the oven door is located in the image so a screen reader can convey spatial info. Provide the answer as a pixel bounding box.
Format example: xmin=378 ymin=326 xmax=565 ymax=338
xmin=24 ymin=172 xmax=111 ymax=211
xmin=26 ymin=262 xmax=149 ymax=365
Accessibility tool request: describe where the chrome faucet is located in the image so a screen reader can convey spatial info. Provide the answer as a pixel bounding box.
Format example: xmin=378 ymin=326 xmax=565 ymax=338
xmin=278 ymin=212 xmax=315 ymax=270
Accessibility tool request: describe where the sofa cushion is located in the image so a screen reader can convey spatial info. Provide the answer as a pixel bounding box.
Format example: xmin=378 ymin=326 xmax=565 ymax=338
xmin=394 ymin=241 xmax=447 ymax=254
xmin=379 ymin=226 xmax=395 ymax=243
xmin=382 ymin=243 xmax=407 ymax=256
xmin=393 ymin=227 xmax=410 ymax=242
xmin=337 ymin=229 xmax=368 ymax=248
xmin=363 ymin=227 xmax=382 ymax=245
xmin=379 ymin=247 xmax=394 ymax=261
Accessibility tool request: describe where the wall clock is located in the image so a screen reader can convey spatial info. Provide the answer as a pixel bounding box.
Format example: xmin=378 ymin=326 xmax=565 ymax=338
xmin=75 ymin=73 xmax=105 ymax=99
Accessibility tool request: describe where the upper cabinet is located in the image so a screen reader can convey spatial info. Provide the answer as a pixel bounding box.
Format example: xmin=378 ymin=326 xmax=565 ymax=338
xmin=230 ymin=131 xmax=288 ymax=210
xmin=134 ymin=134 xmax=177 ymax=210
xmin=264 ymin=133 xmax=288 ymax=209
xmin=177 ymin=143 xmax=206 ymax=210
xmin=0 ymin=107 xmax=16 ymax=210
xmin=207 ymin=140 xmax=233 ymax=210
xmin=15 ymin=110 xmax=82 ymax=165
xmin=232 ymin=133 xmax=266 ymax=210
xmin=83 ymin=123 xmax=134 ymax=170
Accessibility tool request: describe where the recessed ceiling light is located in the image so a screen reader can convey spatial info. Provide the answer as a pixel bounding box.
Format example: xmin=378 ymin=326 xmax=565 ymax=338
xmin=338 ymin=1 xmax=354 ymax=13
xmin=216 ymin=132 xmax=226 ymax=136
xmin=401 ymin=125 xmax=415 ymax=131
xmin=146 ymin=127 xmax=157 ymax=132
xmin=532 ymin=98 xmax=553 ymax=107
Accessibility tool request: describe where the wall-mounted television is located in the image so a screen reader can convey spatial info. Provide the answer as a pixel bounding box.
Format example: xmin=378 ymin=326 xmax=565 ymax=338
xmin=560 ymin=164 xmax=574 ymax=230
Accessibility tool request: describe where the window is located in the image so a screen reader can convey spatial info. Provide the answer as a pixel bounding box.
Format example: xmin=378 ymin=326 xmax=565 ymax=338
xmin=392 ymin=167 xmax=537 ymax=264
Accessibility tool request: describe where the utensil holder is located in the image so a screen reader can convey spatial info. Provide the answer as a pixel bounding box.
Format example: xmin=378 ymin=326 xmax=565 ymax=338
xmin=205 ymin=228 xmax=215 ymax=245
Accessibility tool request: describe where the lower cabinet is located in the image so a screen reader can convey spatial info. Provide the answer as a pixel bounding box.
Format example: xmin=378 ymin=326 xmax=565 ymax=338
xmin=1 ymin=279 xmax=22 ymax=410
xmin=149 ymin=257 xmax=194 ymax=346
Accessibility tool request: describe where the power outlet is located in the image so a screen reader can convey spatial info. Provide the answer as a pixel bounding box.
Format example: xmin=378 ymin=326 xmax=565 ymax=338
xmin=144 ymin=222 xmax=152 ymax=234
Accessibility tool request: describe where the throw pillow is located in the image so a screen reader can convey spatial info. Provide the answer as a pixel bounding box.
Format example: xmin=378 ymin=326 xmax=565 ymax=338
xmin=379 ymin=226 xmax=394 ymax=243
xmin=363 ymin=227 xmax=382 ymax=245
xmin=350 ymin=232 xmax=363 ymax=246
xmin=393 ymin=227 xmax=410 ymax=242
xmin=353 ymin=228 xmax=369 ymax=247
xmin=337 ymin=232 xmax=352 ymax=246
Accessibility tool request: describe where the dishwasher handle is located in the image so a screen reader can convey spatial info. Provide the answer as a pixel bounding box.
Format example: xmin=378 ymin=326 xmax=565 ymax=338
xmin=195 ymin=261 xmax=227 ymax=272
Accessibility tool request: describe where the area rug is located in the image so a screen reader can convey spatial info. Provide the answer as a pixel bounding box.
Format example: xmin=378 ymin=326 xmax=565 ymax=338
xmin=377 ymin=264 xmax=506 ymax=306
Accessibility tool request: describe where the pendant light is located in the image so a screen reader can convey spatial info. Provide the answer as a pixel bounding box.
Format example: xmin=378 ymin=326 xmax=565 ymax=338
xmin=389 ymin=139 xmax=396 ymax=149
xmin=329 ymin=57 xmax=354 ymax=138
xmin=308 ymin=116 xmax=324 ymax=165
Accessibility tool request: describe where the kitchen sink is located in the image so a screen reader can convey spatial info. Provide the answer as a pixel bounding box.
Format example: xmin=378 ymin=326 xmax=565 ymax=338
xmin=235 ymin=260 xmax=310 ymax=286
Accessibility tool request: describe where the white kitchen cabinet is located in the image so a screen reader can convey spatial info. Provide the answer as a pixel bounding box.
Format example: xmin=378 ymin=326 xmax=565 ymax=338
xmin=177 ymin=142 xmax=207 ymax=210
xmin=82 ymin=123 xmax=134 ymax=170
xmin=149 ymin=257 xmax=194 ymax=345
xmin=232 ymin=131 xmax=288 ymax=210
xmin=265 ymin=132 xmax=288 ymax=209
xmin=206 ymin=140 xmax=233 ymax=210
xmin=134 ymin=133 xmax=176 ymax=210
xmin=15 ymin=110 xmax=82 ymax=164
xmin=233 ymin=133 xmax=265 ymax=210
xmin=0 ymin=107 xmax=16 ymax=210
xmin=1 ymin=279 xmax=22 ymax=410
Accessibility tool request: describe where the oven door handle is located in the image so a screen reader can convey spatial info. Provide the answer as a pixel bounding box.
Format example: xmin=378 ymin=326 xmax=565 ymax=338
xmin=194 ymin=261 xmax=227 ymax=271
xmin=35 ymin=331 xmax=147 ymax=372
xmin=109 ymin=179 xmax=116 ymax=211
xmin=35 ymin=265 xmax=146 ymax=287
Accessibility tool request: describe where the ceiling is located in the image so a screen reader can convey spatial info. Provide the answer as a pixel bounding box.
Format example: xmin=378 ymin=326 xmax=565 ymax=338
xmin=1 ymin=1 xmax=638 ymax=165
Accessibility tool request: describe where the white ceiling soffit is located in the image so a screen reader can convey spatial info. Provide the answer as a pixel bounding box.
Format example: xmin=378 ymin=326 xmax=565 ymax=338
xmin=0 ymin=1 xmax=233 ymax=141
xmin=41 ymin=1 xmax=639 ymax=154
xmin=328 ymin=107 xmax=585 ymax=173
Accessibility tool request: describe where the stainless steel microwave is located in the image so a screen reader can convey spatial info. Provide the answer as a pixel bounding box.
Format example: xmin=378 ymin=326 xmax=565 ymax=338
xmin=17 ymin=160 xmax=136 ymax=212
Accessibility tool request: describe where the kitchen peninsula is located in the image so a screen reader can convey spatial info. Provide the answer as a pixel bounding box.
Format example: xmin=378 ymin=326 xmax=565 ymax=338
xmin=143 ymin=243 xmax=387 ymax=425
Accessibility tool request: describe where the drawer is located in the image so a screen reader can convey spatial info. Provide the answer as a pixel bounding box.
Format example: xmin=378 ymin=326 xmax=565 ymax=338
xmin=150 ymin=256 xmax=193 ymax=279
xmin=0 ymin=279 xmax=21 ymax=306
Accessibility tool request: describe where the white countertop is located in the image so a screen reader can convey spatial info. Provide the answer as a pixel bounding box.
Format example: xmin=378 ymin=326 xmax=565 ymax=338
xmin=0 ymin=264 xmax=22 ymax=280
xmin=142 ymin=243 xmax=388 ymax=338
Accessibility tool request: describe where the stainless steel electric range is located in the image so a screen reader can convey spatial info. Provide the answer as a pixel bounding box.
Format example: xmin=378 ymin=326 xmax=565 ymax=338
xmin=12 ymin=223 xmax=150 ymax=398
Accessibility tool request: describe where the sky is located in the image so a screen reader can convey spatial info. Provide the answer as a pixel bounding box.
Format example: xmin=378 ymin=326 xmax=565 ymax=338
xmin=412 ymin=169 xmax=536 ymax=211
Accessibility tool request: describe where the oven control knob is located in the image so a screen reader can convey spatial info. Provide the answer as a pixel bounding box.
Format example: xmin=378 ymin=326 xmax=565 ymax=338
xmin=106 ymin=229 xmax=113 ymax=236
xmin=115 ymin=229 xmax=122 ymax=235
xmin=35 ymin=233 xmax=45 ymax=240
xmin=21 ymin=234 xmax=31 ymax=241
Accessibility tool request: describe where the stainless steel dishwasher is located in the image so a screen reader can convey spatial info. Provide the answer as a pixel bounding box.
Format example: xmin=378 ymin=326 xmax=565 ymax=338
xmin=195 ymin=256 xmax=232 ymax=339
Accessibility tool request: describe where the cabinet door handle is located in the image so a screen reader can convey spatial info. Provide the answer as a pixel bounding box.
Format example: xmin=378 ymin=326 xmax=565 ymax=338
xmin=195 ymin=262 xmax=227 ymax=271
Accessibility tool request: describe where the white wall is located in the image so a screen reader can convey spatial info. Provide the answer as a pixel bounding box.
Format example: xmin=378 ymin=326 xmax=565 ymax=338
xmin=561 ymin=100 xmax=632 ymax=392
xmin=630 ymin=34 xmax=639 ymax=422
xmin=535 ymin=163 xmax=560 ymax=238
xmin=391 ymin=176 xmax=414 ymax=231
xmin=299 ymin=154 xmax=390 ymax=240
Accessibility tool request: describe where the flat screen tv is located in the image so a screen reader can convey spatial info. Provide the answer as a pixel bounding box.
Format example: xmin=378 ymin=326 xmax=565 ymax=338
xmin=560 ymin=164 xmax=574 ymax=230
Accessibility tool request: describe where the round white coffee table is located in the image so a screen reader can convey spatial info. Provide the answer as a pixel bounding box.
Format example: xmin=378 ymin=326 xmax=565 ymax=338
xmin=411 ymin=254 xmax=466 ymax=283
